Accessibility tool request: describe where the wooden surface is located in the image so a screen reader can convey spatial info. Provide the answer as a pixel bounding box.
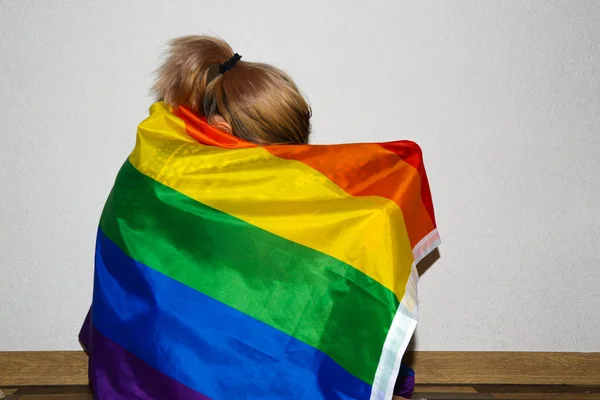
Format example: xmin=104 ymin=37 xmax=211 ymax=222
xmin=1 ymin=384 xmax=600 ymax=400
xmin=0 ymin=352 xmax=88 ymax=386
xmin=1 ymin=351 xmax=599 ymax=389
xmin=408 ymin=351 xmax=600 ymax=385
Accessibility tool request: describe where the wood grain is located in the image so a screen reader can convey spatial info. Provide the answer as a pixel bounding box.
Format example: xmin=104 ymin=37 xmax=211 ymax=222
xmin=490 ymin=394 xmax=600 ymax=400
xmin=474 ymin=385 xmax=600 ymax=394
xmin=9 ymin=386 xmax=92 ymax=395
xmin=0 ymin=352 xmax=87 ymax=386
xmin=3 ymin=385 xmax=600 ymax=399
xmin=409 ymin=352 xmax=600 ymax=385
xmin=14 ymin=395 xmax=92 ymax=400
xmin=1 ymin=351 xmax=599 ymax=387
xmin=411 ymin=393 xmax=494 ymax=399
xmin=417 ymin=385 xmax=478 ymax=393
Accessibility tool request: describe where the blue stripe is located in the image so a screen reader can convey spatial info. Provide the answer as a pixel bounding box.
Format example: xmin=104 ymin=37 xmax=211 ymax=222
xmin=92 ymin=229 xmax=372 ymax=400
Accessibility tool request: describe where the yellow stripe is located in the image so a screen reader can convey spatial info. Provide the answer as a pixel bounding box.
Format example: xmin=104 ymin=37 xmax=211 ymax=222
xmin=129 ymin=103 xmax=414 ymax=299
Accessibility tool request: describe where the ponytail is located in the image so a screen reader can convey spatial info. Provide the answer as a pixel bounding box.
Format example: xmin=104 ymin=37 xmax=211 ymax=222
xmin=153 ymin=36 xmax=233 ymax=113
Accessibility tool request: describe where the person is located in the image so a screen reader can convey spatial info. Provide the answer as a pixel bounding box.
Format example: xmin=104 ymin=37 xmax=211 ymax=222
xmin=81 ymin=35 xmax=433 ymax=400
xmin=159 ymin=35 xmax=416 ymax=397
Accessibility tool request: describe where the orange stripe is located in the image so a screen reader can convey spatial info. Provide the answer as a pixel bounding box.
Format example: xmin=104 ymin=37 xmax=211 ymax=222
xmin=268 ymin=145 xmax=434 ymax=248
xmin=174 ymin=106 xmax=434 ymax=247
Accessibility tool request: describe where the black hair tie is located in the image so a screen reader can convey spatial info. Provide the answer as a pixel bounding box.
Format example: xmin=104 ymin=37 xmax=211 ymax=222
xmin=219 ymin=53 xmax=242 ymax=74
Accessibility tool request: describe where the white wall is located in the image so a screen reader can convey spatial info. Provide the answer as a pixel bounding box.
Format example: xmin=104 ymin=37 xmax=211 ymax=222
xmin=1 ymin=0 xmax=599 ymax=352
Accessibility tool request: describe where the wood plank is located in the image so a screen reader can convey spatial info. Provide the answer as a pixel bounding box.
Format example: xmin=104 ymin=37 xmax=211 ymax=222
xmin=1 ymin=351 xmax=599 ymax=387
xmin=14 ymin=395 xmax=92 ymax=400
xmin=409 ymin=352 xmax=600 ymax=385
xmin=474 ymin=385 xmax=600 ymax=394
xmin=0 ymin=352 xmax=87 ymax=386
xmin=416 ymin=385 xmax=478 ymax=393
xmin=411 ymin=393 xmax=494 ymax=399
xmin=13 ymin=386 xmax=91 ymax=395
xmin=3 ymin=384 xmax=600 ymax=399
xmin=491 ymin=393 xmax=600 ymax=399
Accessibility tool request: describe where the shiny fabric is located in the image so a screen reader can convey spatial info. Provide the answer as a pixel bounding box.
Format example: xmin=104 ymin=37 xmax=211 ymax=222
xmin=80 ymin=102 xmax=440 ymax=399
xmin=394 ymin=365 xmax=416 ymax=399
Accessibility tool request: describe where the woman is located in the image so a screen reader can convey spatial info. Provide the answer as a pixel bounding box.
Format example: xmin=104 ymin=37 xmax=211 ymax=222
xmin=81 ymin=35 xmax=436 ymax=399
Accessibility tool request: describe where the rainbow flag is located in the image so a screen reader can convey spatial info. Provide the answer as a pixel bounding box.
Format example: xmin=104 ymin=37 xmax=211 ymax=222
xmin=79 ymin=102 xmax=440 ymax=400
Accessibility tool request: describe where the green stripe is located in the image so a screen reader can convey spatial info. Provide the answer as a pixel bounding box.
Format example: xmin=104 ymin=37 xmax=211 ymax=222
xmin=100 ymin=160 xmax=399 ymax=384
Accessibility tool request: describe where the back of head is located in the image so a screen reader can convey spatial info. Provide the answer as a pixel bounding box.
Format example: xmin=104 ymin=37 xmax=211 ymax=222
xmin=153 ymin=36 xmax=311 ymax=145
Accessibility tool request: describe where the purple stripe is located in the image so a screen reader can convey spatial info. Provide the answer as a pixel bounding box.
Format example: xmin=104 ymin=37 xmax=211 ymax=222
xmin=79 ymin=310 xmax=91 ymax=353
xmin=80 ymin=315 xmax=210 ymax=400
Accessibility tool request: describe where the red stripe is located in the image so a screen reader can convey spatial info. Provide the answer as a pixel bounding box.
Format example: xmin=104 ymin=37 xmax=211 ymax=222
xmin=174 ymin=106 xmax=435 ymax=247
xmin=379 ymin=142 xmax=436 ymax=226
xmin=175 ymin=106 xmax=254 ymax=148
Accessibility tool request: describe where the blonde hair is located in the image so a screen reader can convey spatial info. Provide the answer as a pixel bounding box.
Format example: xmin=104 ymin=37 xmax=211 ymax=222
xmin=153 ymin=36 xmax=311 ymax=145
